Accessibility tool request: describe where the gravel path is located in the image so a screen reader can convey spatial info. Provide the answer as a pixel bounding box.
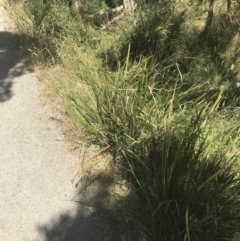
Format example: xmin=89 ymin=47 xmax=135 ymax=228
xmin=0 ymin=3 xmax=80 ymax=241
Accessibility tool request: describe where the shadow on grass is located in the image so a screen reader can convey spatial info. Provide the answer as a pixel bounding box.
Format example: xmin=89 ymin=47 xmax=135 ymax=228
xmin=0 ymin=31 xmax=34 ymax=102
xmin=35 ymin=172 xmax=147 ymax=241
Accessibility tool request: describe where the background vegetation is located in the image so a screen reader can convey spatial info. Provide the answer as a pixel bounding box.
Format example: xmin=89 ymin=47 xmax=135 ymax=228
xmin=6 ymin=0 xmax=240 ymax=240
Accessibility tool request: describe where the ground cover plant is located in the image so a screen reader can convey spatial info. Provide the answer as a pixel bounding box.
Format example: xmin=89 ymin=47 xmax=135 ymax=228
xmin=6 ymin=0 xmax=240 ymax=240
xmin=68 ymin=54 xmax=240 ymax=241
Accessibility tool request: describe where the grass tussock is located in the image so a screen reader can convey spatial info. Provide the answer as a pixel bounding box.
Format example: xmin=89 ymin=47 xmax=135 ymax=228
xmin=6 ymin=0 xmax=240 ymax=240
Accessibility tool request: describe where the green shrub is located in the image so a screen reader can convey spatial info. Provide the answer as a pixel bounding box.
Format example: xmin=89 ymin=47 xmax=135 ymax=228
xmin=66 ymin=53 xmax=240 ymax=240
xmin=82 ymin=0 xmax=108 ymax=13
xmin=121 ymin=110 xmax=240 ymax=241
xmin=67 ymin=57 xmax=183 ymax=156
xmin=20 ymin=0 xmax=81 ymax=62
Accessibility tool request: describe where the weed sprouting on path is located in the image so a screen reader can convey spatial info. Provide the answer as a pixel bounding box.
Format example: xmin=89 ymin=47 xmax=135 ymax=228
xmin=7 ymin=0 xmax=240 ymax=240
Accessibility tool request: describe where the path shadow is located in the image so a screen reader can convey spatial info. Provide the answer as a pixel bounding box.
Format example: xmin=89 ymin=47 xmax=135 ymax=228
xmin=35 ymin=172 xmax=147 ymax=241
xmin=0 ymin=31 xmax=33 ymax=102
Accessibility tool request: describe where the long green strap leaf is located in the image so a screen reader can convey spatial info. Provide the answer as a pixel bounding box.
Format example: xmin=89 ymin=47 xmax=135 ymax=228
xmin=198 ymin=169 xmax=223 ymax=190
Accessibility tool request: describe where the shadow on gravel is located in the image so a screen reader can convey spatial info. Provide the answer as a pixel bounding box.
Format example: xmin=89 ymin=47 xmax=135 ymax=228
xmin=36 ymin=172 xmax=146 ymax=241
xmin=0 ymin=31 xmax=33 ymax=102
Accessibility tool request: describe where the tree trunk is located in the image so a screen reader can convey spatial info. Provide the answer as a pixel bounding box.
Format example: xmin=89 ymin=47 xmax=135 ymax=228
xmin=123 ymin=0 xmax=134 ymax=15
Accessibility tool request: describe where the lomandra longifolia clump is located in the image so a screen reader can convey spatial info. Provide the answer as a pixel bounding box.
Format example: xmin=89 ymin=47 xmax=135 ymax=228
xmin=121 ymin=110 xmax=240 ymax=241
xmin=66 ymin=45 xmax=240 ymax=241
